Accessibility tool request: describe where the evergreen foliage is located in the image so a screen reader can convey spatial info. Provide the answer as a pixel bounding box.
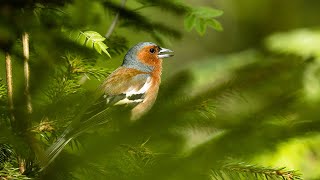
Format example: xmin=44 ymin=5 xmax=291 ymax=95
xmin=0 ymin=0 xmax=317 ymax=179
xmin=0 ymin=79 xmax=6 ymax=101
xmin=210 ymin=160 xmax=301 ymax=180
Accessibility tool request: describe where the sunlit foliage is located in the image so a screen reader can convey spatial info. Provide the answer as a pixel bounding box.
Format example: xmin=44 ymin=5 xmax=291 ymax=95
xmin=1 ymin=0 xmax=320 ymax=179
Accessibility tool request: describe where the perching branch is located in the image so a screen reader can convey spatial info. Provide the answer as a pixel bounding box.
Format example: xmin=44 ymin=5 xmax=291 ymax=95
xmin=5 ymin=52 xmax=15 ymax=126
xmin=105 ymin=0 xmax=127 ymax=38
xmin=22 ymin=32 xmax=32 ymax=114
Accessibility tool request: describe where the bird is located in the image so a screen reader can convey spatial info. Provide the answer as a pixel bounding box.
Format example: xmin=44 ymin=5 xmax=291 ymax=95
xmin=99 ymin=41 xmax=174 ymax=120
xmin=40 ymin=42 xmax=174 ymax=169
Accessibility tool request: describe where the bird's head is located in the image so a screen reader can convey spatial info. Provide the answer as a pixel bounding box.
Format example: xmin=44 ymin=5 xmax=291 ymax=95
xmin=122 ymin=42 xmax=174 ymax=72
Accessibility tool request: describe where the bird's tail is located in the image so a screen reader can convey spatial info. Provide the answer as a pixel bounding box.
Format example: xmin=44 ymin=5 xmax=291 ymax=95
xmin=40 ymin=126 xmax=73 ymax=171
xmin=40 ymin=107 xmax=114 ymax=170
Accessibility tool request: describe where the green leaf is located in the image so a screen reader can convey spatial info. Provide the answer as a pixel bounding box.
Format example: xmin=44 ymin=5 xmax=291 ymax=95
xmin=77 ymin=34 xmax=86 ymax=45
xmin=84 ymin=31 xmax=106 ymax=42
xmin=101 ymin=48 xmax=111 ymax=58
xmin=83 ymin=31 xmax=110 ymax=57
xmin=195 ymin=18 xmax=207 ymax=36
xmin=97 ymin=41 xmax=108 ymax=49
xmin=68 ymin=30 xmax=111 ymax=58
xmin=193 ymin=7 xmax=223 ymax=19
xmin=184 ymin=14 xmax=196 ymax=32
xmin=207 ymin=19 xmax=223 ymax=31
xmin=83 ymin=31 xmax=100 ymax=37
xmin=184 ymin=7 xmax=223 ymax=35
xmin=97 ymin=42 xmax=111 ymax=57
xmin=70 ymin=30 xmax=80 ymax=40
xmin=86 ymin=39 xmax=94 ymax=49
xmin=94 ymin=44 xmax=102 ymax=54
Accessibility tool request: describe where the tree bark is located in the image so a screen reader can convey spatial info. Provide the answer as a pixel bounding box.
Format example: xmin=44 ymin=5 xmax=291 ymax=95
xmin=22 ymin=32 xmax=32 ymax=114
xmin=5 ymin=52 xmax=15 ymax=126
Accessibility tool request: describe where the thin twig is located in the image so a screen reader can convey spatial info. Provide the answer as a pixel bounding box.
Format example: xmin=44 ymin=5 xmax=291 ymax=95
xmin=22 ymin=32 xmax=32 ymax=114
xmin=5 ymin=52 xmax=15 ymax=126
xmin=105 ymin=0 xmax=127 ymax=38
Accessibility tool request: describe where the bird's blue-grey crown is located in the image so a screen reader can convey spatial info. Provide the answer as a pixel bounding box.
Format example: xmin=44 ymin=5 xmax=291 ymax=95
xmin=122 ymin=42 xmax=157 ymax=72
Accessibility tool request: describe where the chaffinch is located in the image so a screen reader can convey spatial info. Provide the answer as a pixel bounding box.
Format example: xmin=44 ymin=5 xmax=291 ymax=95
xmin=99 ymin=42 xmax=174 ymax=120
xmin=41 ymin=42 xmax=173 ymax=169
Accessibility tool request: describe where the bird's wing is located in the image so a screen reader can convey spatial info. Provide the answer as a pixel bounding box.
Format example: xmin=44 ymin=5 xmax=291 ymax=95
xmin=82 ymin=67 xmax=151 ymax=119
xmin=101 ymin=67 xmax=151 ymax=105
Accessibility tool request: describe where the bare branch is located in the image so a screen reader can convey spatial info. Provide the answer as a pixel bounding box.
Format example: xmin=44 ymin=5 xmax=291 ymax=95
xmin=105 ymin=0 xmax=127 ymax=38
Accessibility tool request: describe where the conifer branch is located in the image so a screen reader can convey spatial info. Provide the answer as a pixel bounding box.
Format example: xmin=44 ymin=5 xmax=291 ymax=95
xmin=0 ymin=79 xmax=6 ymax=100
xmin=105 ymin=0 xmax=127 ymax=38
xmin=5 ymin=52 xmax=15 ymax=126
xmin=22 ymin=32 xmax=32 ymax=114
xmin=210 ymin=161 xmax=302 ymax=180
xmin=0 ymin=163 xmax=31 ymax=180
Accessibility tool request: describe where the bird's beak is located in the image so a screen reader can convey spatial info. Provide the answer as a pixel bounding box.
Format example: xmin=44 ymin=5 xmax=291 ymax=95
xmin=158 ymin=47 xmax=174 ymax=59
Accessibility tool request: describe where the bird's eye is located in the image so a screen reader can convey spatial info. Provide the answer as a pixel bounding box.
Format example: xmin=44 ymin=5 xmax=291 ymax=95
xmin=149 ymin=48 xmax=155 ymax=54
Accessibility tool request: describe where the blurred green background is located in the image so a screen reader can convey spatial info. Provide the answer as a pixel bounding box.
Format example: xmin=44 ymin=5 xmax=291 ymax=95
xmin=174 ymin=0 xmax=320 ymax=179
xmin=101 ymin=0 xmax=320 ymax=179
xmin=174 ymin=1 xmax=320 ymax=179
xmin=1 ymin=0 xmax=320 ymax=179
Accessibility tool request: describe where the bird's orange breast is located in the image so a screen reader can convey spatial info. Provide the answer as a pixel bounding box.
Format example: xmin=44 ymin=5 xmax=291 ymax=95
xmin=130 ymin=61 xmax=162 ymax=120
